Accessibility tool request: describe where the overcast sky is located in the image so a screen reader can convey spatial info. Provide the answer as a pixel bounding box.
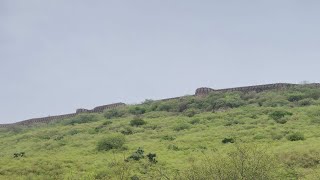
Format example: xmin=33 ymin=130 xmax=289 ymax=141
xmin=1 ymin=0 xmax=320 ymax=123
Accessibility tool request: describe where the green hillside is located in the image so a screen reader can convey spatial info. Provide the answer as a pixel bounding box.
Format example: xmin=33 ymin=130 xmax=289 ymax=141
xmin=1 ymin=86 xmax=320 ymax=179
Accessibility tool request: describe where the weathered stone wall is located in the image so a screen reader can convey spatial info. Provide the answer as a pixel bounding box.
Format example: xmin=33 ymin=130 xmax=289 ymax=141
xmin=2 ymin=83 xmax=320 ymax=128
xmin=0 ymin=103 xmax=125 ymax=128
xmin=195 ymin=83 xmax=299 ymax=96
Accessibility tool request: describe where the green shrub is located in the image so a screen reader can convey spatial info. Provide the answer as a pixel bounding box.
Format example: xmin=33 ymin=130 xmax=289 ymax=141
xmin=183 ymin=108 xmax=199 ymax=117
xmin=311 ymin=117 xmax=320 ymax=124
xmin=102 ymin=120 xmax=113 ymax=126
xmin=173 ymin=123 xmax=190 ymax=131
xmin=147 ymin=153 xmax=157 ymax=164
xmin=104 ymin=108 xmax=126 ymax=119
xmin=168 ymin=144 xmax=180 ymax=151
xmin=253 ymin=133 xmax=267 ymax=140
xmin=189 ymin=118 xmax=201 ymax=124
xmin=182 ymin=144 xmax=278 ymax=179
xmin=288 ymin=93 xmax=304 ymax=102
xmin=222 ymin=138 xmax=235 ymax=144
xmin=127 ymin=147 xmax=144 ymax=161
xmin=161 ymin=135 xmax=176 ymax=141
xmin=279 ymin=150 xmax=320 ymax=168
xmin=97 ymin=134 xmax=125 ymax=151
xmin=224 ymin=119 xmax=243 ymax=126
xmin=298 ymin=98 xmax=313 ymax=106
xmin=66 ymin=129 xmax=79 ymax=136
xmin=64 ymin=114 xmax=99 ymax=125
xmin=269 ymin=110 xmax=292 ymax=120
xmin=130 ymin=117 xmax=146 ymax=127
xmin=271 ymin=132 xmax=284 ymax=140
xmin=13 ymin=152 xmax=25 ymax=158
xmin=275 ymin=117 xmax=288 ymax=124
xmin=120 ymin=127 xmax=134 ymax=135
xmin=129 ymin=106 xmax=146 ymax=115
xmin=287 ymin=132 xmax=305 ymax=141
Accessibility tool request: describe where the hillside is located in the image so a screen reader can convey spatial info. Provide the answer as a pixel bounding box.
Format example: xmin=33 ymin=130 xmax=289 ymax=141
xmin=1 ymin=84 xmax=320 ymax=179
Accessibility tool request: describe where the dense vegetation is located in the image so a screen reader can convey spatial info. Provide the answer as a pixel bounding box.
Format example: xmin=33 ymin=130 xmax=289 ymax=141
xmin=1 ymin=86 xmax=320 ymax=179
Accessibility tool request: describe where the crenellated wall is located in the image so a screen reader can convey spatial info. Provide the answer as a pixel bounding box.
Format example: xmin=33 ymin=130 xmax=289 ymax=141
xmin=0 ymin=103 xmax=126 ymax=128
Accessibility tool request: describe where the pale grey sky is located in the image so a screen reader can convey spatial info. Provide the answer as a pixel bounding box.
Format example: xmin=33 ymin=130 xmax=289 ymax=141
xmin=1 ymin=0 xmax=320 ymax=123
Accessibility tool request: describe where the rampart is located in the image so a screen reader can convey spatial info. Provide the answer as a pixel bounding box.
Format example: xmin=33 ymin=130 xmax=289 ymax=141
xmin=195 ymin=83 xmax=320 ymax=96
xmin=0 ymin=103 xmax=125 ymax=128
xmin=1 ymin=83 xmax=320 ymax=128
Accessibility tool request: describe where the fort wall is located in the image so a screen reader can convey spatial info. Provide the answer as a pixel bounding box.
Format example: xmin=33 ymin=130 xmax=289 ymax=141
xmin=0 ymin=103 xmax=125 ymax=128
xmin=194 ymin=83 xmax=320 ymax=96
xmin=1 ymin=83 xmax=320 ymax=128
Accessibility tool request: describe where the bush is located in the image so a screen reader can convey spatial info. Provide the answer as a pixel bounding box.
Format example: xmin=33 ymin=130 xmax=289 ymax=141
xmin=183 ymin=108 xmax=199 ymax=117
xmin=287 ymin=132 xmax=305 ymax=141
xmin=288 ymin=93 xmax=304 ymax=102
xmin=275 ymin=117 xmax=288 ymax=124
xmin=222 ymin=138 xmax=235 ymax=144
xmin=130 ymin=117 xmax=146 ymax=127
xmin=129 ymin=106 xmax=146 ymax=115
xmin=104 ymin=108 xmax=126 ymax=119
xmin=173 ymin=123 xmax=190 ymax=131
xmin=311 ymin=117 xmax=320 ymax=124
xmin=147 ymin=153 xmax=157 ymax=164
xmin=182 ymin=144 xmax=278 ymax=179
xmin=271 ymin=132 xmax=284 ymax=140
xmin=97 ymin=134 xmax=125 ymax=151
xmin=279 ymin=150 xmax=320 ymax=168
xmin=161 ymin=135 xmax=176 ymax=141
xmin=168 ymin=144 xmax=180 ymax=151
xmin=269 ymin=110 xmax=292 ymax=120
xmin=102 ymin=120 xmax=113 ymax=126
xmin=298 ymin=98 xmax=313 ymax=106
xmin=127 ymin=147 xmax=144 ymax=161
xmin=13 ymin=152 xmax=25 ymax=158
xmin=120 ymin=127 xmax=134 ymax=135
xmin=64 ymin=114 xmax=99 ymax=125
xmin=189 ymin=118 xmax=201 ymax=124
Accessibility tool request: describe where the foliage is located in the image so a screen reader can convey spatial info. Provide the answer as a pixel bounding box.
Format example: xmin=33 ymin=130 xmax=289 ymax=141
xmin=2 ymin=85 xmax=320 ymax=179
xmin=96 ymin=134 xmax=125 ymax=151
xmin=129 ymin=106 xmax=146 ymax=115
xmin=104 ymin=108 xmax=126 ymax=119
xmin=222 ymin=138 xmax=235 ymax=144
xmin=182 ymin=144 xmax=278 ymax=180
xmin=269 ymin=110 xmax=292 ymax=120
xmin=287 ymin=132 xmax=305 ymax=141
xmin=127 ymin=147 xmax=145 ymax=161
xmin=130 ymin=117 xmax=146 ymax=127
xmin=64 ymin=114 xmax=99 ymax=125
xmin=173 ymin=123 xmax=190 ymax=131
xmin=13 ymin=152 xmax=25 ymax=158
xmin=147 ymin=153 xmax=157 ymax=164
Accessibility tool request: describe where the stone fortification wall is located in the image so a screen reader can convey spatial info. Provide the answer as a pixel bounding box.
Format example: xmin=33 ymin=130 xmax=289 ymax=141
xmin=2 ymin=83 xmax=320 ymax=128
xmin=0 ymin=103 xmax=125 ymax=128
xmin=195 ymin=83 xmax=297 ymax=96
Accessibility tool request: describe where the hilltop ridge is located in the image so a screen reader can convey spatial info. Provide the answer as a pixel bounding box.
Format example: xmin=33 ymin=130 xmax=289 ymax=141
xmin=1 ymin=83 xmax=319 ymax=127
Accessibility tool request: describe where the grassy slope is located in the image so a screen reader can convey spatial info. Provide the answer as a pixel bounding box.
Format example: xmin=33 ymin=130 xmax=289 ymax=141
xmin=1 ymin=87 xmax=320 ymax=179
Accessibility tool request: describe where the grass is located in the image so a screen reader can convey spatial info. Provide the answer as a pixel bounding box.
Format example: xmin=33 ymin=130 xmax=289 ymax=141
xmin=1 ymin=86 xmax=320 ymax=179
